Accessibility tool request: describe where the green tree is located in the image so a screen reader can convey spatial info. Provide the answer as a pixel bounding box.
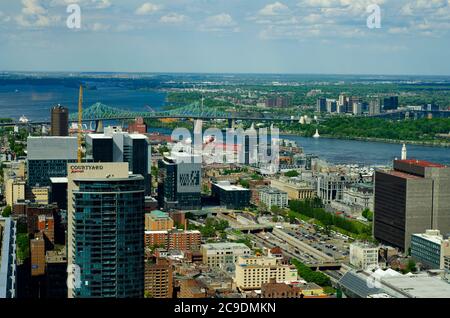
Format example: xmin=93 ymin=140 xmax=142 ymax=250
xmin=284 ymin=170 xmax=300 ymax=178
xmin=1 ymin=205 xmax=12 ymax=217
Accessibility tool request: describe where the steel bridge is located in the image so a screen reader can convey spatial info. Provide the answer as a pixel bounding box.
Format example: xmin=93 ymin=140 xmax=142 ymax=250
xmin=0 ymin=102 xmax=298 ymax=128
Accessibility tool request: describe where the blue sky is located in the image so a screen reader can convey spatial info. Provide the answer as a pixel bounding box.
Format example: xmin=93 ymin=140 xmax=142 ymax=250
xmin=0 ymin=0 xmax=450 ymax=75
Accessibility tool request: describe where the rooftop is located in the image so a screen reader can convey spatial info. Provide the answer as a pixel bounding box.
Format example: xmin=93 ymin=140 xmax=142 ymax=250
xmin=396 ymin=159 xmax=446 ymax=168
xmin=384 ymin=170 xmax=422 ymax=180
xmin=259 ymin=187 xmax=288 ymax=195
xmin=213 ymin=182 xmax=249 ymax=192
xmin=149 ymin=210 xmax=170 ymax=219
xmin=202 ymin=242 xmax=250 ymax=251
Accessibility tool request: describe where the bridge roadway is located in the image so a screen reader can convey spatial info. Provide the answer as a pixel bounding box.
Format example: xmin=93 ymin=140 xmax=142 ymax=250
xmin=0 ymin=114 xmax=298 ymax=128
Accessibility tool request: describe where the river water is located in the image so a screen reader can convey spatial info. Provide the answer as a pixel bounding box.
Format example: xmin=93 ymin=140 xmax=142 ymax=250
xmin=1 ymin=84 xmax=449 ymax=166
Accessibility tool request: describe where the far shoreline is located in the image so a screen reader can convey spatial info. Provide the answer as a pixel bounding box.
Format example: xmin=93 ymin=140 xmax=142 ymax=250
xmin=280 ymin=131 xmax=450 ymax=148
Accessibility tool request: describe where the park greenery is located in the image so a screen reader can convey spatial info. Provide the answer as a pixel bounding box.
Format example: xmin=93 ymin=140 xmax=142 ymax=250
xmin=17 ymin=233 xmax=30 ymax=262
xmin=289 ymin=199 xmax=372 ymax=240
xmin=281 ymin=117 xmax=450 ymax=144
xmin=362 ymin=209 xmax=374 ymax=222
xmin=189 ymin=217 xmax=229 ymax=238
xmin=284 ymin=170 xmax=300 ymax=178
xmin=1 ymin=205 xmax=12 ymax=217
xmin=291 ymin=259 xmax=331 ymax=287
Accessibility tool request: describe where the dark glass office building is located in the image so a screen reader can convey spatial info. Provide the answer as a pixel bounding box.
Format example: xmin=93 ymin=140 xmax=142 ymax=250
xmin=27 ymin=137 xmax=78 ymax=187
xmin=211 ymin=182 xmax=251 ymax=210
xmin=71 ymin=175 xmax=145 ymax=298
xmin=86 ymin=132 xmax=151 ymax=195
xmin=374 ymin=159 xmax=450 ymax=251
xmin=158 ymin=155 xmax=202 ymax=211
xmin=51 ymin=105 xmax=69 ymax=137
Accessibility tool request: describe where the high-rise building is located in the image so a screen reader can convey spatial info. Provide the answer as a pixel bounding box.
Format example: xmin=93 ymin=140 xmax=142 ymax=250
xmin=411 ymin=230 xmax=450 ymax=269
xmin=31 ymin=234 xmax=46 ymax=277
xmin=0 ymin=217 xmax=17 ymax=298
xmin=145 ymin=258 xmax=173 ymax=298
xmin=316 ymin=98 xmax=327 ymax=113
xmin=369 ymin=98 xmax=381 ymax=115
xmin=51 ymin=105 xmax=69 ymax=137
xmin=67 ymin=163 xmax=145 ymax=298
xmin=158 ymin=153 xmax=202 ymax=211
xmin=326 ymin=99 xmax=337 ymax=113
xmin=27 ymin=136 xmax=78 ymax=187
xmin=211 ymin=181 xmax=251 ymax=209
xmin=86 ymin=127 xmax=152 ymax=195
xmin=45 ymin=250 xmax=68 ymax=299
xmin=383 ymin=96 xmax=399 ymax=111
xmin=374 ymin=159 xmax=450 ymax=250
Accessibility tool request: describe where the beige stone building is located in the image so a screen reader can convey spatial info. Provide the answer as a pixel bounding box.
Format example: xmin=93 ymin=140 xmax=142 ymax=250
xmin=234 ymin=255 xmax=298 ymax=291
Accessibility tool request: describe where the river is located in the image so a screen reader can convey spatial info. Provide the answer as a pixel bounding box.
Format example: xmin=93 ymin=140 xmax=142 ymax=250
xmin=1 ymin=84 xmax=449 ymax=166
xmin=282 ymin=135 xmax=450 ymax=166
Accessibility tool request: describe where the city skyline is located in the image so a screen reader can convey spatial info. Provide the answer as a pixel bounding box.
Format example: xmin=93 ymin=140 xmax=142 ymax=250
xmin=0 ymin=0 xmax=450 ymax=75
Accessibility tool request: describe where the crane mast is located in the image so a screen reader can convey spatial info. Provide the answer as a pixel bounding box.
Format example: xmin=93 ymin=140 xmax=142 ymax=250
xmin=77 ymin=85 xmax=83 ymax=163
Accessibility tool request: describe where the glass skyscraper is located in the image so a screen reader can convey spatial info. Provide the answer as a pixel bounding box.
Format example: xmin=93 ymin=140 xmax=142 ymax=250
xmin=69 ymin=164 xmax=145 ymax=298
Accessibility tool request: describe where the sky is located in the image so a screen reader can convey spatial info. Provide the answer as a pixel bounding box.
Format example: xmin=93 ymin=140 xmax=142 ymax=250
xmin=0 ymin=0 xmax=450 ymax=75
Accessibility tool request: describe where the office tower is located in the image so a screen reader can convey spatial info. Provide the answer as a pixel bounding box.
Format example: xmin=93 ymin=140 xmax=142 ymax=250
xmin=326 ymin=99 xmax=337 ymax=113
xmin=211 ymin=181 xmax=251 ymax=209
xmin=352 ymin=102 xmax=363 ymax=116
xmin=423 ymin=103 xmax=439 ymax=111
xmin=45 ymin=250 xmax=68 ymax=299
xmin=266 ymin=96 xmax=290 ymax=108
xmin=316 ymin=98 xmax=327 ymax=113
xmin=86 ymin=127 xmax=152 ymax=195
xmin=348 ymin=96 xmax=361 ymax=113
xmin=67 ymin=163 xmax=145 ymax=298
xmin=145 ymin=258 xmax=173 ymax=298
xmin=0 ymin=217 xmax=17 ymax=298
xmin=369 ymin=98 xmax=381 ymax=115
xmin=158 ymin=153 xmax=202 ymax=211
xmin=411 ymin=230 xmax=450 ymax=269
xmin=27 ymin=136 xmax=78 ymax=187
xmin=51 ymin=105 xmax=69 ymax=137
xmin=50 ymin=177 xmax=68 ymax=210
xmin=383 ymin=96 xmax=399 ymax=111
xmin=338 ymin=94 xmax=348 ymax=109
xmin=374 ymin=159 xmax=450 ymax=251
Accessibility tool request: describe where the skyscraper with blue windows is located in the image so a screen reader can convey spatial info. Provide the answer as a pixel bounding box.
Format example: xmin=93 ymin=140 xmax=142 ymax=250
xmin=67 ymin=163 xmax=145 ymax=298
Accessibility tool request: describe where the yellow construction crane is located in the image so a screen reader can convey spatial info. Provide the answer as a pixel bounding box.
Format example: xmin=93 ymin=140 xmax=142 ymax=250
xmin=77 ymin=85 xmax=83 ymax=163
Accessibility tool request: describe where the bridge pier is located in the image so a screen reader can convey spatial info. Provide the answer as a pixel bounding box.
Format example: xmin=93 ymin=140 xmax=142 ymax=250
xmin=95 ymin=120 xmax=104 ymax=133
xmin=227 ymin=119 xmax=236 ymax=129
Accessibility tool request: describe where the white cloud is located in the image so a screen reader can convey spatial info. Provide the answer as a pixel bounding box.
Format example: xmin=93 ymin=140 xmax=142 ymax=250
xmin=160 ymin=13 xmax=187 ymax=24
xmin=49 ymin=0 xmax=111 ymax=9
xmin=200 ymin=13 xmax=239 ymax=32
xmin=90 ymin=22 xmax=110 ymax=31
xmin=135 ymin=2 xmax=161 ymax=15
xmin=15 ymin=0 xmax=61 ymax=28
xmin=258 ymin=2 xmax=290 ymax=16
